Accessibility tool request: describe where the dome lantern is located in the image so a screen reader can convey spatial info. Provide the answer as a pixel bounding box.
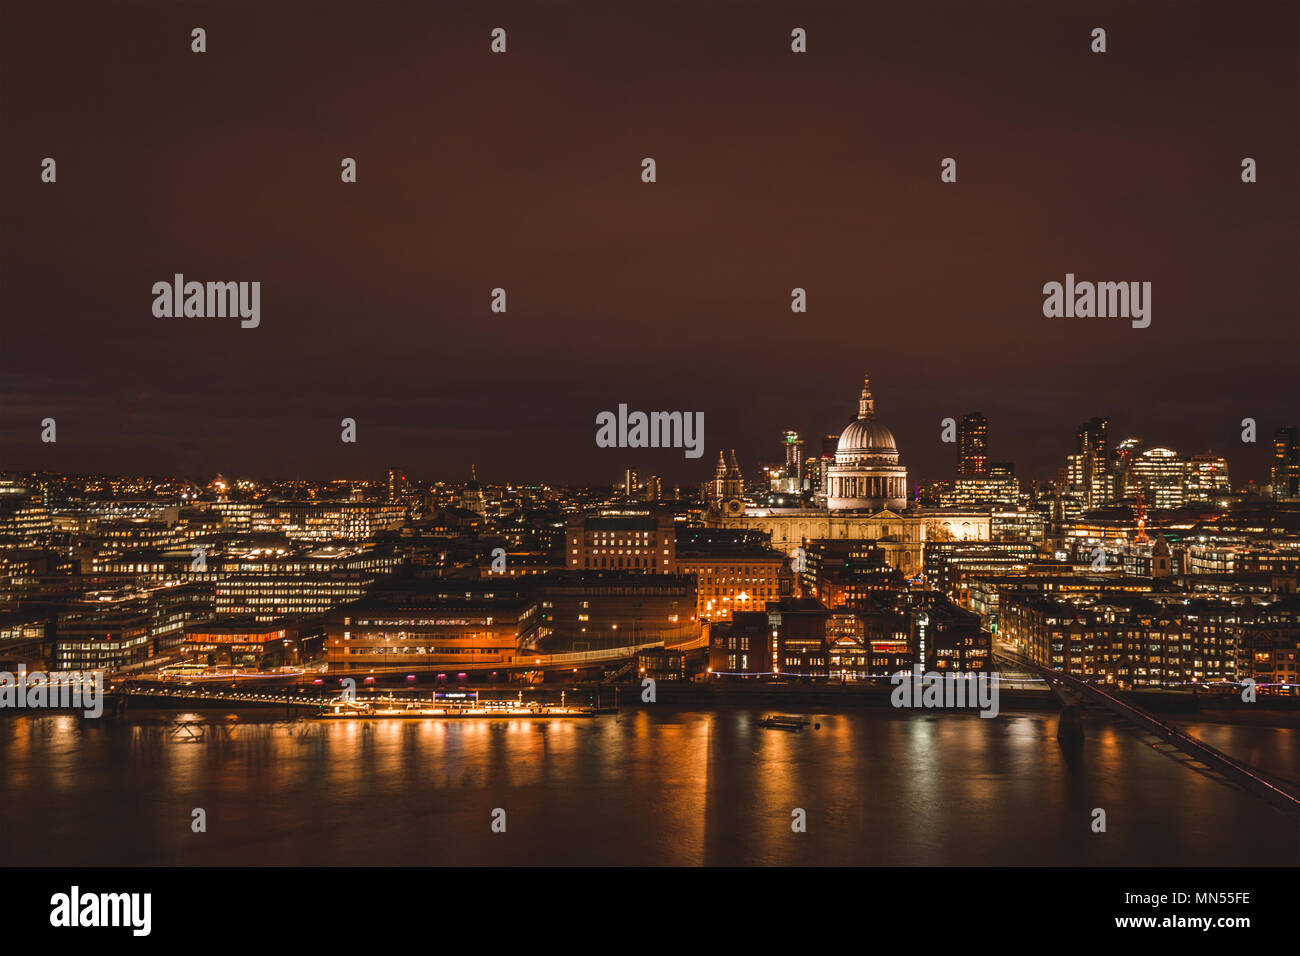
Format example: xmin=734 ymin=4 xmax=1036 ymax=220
xmin=859 ymin=375 xmax=875 ymax=420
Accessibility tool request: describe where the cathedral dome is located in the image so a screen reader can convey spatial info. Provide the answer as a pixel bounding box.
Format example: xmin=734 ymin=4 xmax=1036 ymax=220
xmin=837 ymin=419 xmax=897 ymax=455
xmin=825 ymin=374 xmax=908 ymax=512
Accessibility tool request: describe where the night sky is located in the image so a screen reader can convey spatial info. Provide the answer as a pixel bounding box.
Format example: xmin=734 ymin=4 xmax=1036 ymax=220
xmin=4 ymin=1 xmax=1297 ymax=486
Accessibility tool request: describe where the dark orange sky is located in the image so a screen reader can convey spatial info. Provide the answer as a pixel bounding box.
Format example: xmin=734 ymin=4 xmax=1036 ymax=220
xmin=4 ymin=1 xmax=1297 ymax=485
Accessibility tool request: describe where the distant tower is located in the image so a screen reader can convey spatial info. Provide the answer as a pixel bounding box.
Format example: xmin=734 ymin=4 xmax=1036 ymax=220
xmin=782 ymin=430 xmax=804 ymax=484
xmin=708 ymin=451 xmax=726 ymax=503
xmin=1113 ymin=437 xmax=1142 ymax=499
xmin=957 ymin=413 xmax=989 ymax=477
xmin=813 ymin=435 xmax=839 ymax=495
xmin=386 ymin=467 xmax=408 ymax=503
xmin=1073 ymin=417 xmax=1112 ymax=509
xmin=724 ymin=450 xmax=744 ymax=500
xmin=1152 ymin=536 xmax=1172 ymax=578
xmin=710 ymin=450 xmax=746 ymax=516
xmin=1273 ymin=427 xmax=1300 ymax=499
xmin=460 ymin=464 xmax=487 ymax=515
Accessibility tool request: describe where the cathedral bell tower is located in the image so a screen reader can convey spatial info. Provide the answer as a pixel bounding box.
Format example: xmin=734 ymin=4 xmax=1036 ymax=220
xmin=709 ymin=449 xmax=746 ymax=516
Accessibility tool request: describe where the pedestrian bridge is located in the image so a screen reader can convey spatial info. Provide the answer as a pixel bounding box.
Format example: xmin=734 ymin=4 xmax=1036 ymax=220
xmin=995 ymin=648 xmax=1300 ymax=821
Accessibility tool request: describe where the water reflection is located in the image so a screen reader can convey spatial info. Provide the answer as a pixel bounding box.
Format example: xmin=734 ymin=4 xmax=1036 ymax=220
xmin=0 ymin=708 xmax=1295 ymax=866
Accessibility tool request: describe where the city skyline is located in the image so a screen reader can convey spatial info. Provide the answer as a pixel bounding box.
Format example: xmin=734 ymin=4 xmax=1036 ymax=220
xmin=2 ymin=398 xmax=1290 ymax=493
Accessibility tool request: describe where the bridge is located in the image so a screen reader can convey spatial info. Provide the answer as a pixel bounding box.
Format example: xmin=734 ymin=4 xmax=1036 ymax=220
xmin=132 ymin=640 xmax=673 ymax=688
xmin=105 ymin=680 xmax=327 ymax=714
xmin=995 ymin=647 xmax=1300 ymax=821
xmin=103 ymin=678 xmax=626 ymax=720
xmin=104 ymin=640 xmax=675 ymax=709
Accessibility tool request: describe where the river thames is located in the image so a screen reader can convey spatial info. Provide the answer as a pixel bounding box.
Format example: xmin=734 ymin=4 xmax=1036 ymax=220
xmin=2 ymin=707 xmax=1297 ymax=866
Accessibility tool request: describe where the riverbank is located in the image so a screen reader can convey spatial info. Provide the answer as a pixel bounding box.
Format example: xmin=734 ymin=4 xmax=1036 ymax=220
xmin=585 ymin=680 xmax=1300 ymax=728
xmin=7 ymin=678 xmax=1299 ymax=729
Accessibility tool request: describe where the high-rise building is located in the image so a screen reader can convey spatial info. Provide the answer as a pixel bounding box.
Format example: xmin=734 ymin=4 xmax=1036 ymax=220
xmin=942 ymin=460 xmax=1018 ymax=507
xmin=810 ymin=435 xmax=839 ymax=496
xmin=1132 ymin=447 xmax=1186 ymax=510
xmin=1112 ymin=437 xmax=1142 ymax=498
xmin=957 ymin=413 xmax=989 ymax=477
xmin=1273 ymin=427 xmax=1299 ymax=499
xmin=1184 ymin=454 xmax=1230 ymax=502
xmin=1071 ymin=417 xmax=1113 ymax=509
xmin=386 ymin=467 xmax=408 ymax=504
xmin=782 ymin=430 xmax=804 ymax=486
xmin=803 ymin=457 xmax=819 ymax=490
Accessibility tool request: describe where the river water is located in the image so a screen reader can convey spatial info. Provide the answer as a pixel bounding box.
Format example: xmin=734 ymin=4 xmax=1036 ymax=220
xmin=1 ymin=707 xmax=1296 ymax=866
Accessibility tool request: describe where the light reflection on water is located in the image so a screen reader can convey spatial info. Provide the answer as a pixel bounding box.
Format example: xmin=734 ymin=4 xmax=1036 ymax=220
xmin=0 ymin=708 xmax=1296 ymax=866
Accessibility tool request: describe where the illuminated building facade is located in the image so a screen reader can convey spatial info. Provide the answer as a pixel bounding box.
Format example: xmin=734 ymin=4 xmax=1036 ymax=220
xmin=251 ymin=501 xmax=407 ymax=541
xmin=990 ymin=506 xmax=1046 ymax=544
xmin=825 ymin=376 xmax=908 ymax=511
xmin=1131 ymin=447 xmax=1185 ymax=510
xmin=96 ymin=544 xmax=401 ymax=622
xmin=1184 ymin=455 xmax=1230 ymax=502
xmin=535 ymin=571 xmax=698 ymax=650
xmin=767 ymin=598 xmax=831 ymax=677
xmin=676 ymin=531 xmax=789 ymax=622
xmin=995 ymin=592 xmax=1300 ymax=686
xmin=797 ymin=539 xmax=905 ymax=608
xmin=185 ymin=619 xmax=296 ymax=668
xmin=326 ymin=586 xmax=540 ymax=672
xmin=709 ymin=611 xmax=772 ymax=675
xmin=54 ymin=597 xmax=151 ymax=671
xmin=1000 ymin=594 xmax=1191 ymax=685
xmin=782 ymin=430 xmax=804 ymax=490
xmin=566 ymin=508 xmax=676 ymax=572
xmin=957 ymin=413 xmax=989 ymax=477
xmin=941 ymin=461 xmax=1018 ymax=507
xmin=1273 ymin=427 xmax=1300 ymax=500
xmin=1068 ymin=417 xmax=1113 ymax=509
xmin=52 ymin=582 xmax=213 ymax=670
xmin=0 ymin=482 xmax=54 ymax=542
